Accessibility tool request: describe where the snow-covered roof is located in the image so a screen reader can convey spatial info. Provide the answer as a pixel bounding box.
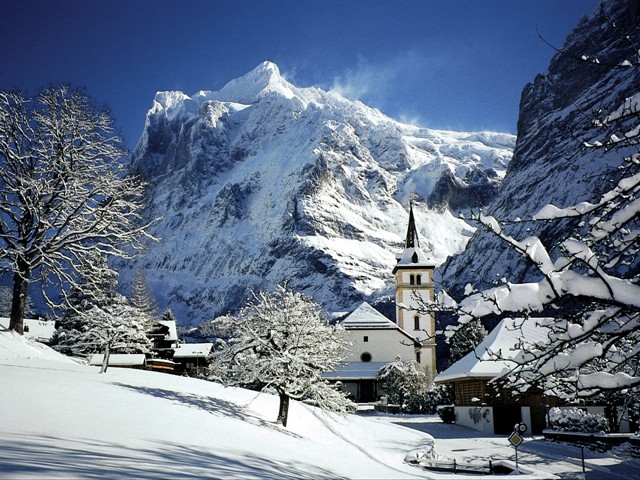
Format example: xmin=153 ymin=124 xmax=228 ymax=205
xmin=323 ymin=362 xmax=388 ymax=380
xmin=0 ymin=317 xmax=56 ymax=342
xmin=157 ymin=320 xmax=178 ymax=341
xmin=393 ymin=246 xmax=435 ymax=269
xmin=89 ymin=354 xmax=147 ymax=367
xmin=340 ymin=302 xmax=397 ymax=330
xmin=173 ymin=343 xmax=213 ymax=359
xmin=434 ymin=317 xmax=551 ymax=384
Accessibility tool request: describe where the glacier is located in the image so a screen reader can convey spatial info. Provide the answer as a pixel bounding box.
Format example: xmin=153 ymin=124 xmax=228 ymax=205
xmin=127 ymin=61 xmax=514 ymax=325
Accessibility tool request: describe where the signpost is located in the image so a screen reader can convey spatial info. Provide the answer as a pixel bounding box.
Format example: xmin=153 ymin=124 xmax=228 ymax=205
xmin=508 ymin=423 xmax=527 ymax=468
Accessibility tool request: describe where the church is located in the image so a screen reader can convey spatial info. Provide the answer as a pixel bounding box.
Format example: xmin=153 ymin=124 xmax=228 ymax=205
xmin=324 ymin=204 xmax=436 ymax=402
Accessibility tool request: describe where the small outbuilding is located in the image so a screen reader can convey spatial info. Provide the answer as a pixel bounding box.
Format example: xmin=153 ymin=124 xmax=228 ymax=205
xmin=434 ymin=317 xmax=556 ymax=434
xmin=173 ymin=342 xmax=213 ymax=376
xmin=89 ymin=353 xmax=147 ymax=369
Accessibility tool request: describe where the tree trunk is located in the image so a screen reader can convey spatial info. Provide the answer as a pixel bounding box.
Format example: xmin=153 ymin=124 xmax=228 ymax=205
xmin=100 ymin=339 xmax=112 ymax=374
xmin=9 ymin=259 xmax=30 ymax=335
xmin=277 ymin=392 xmax=290 ymax=428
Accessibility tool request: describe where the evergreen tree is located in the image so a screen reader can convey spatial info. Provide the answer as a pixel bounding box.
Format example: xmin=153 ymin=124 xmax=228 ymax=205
xmin=449 ymin=318 xmax=488 ymax=363
xmin=130 ymin=269 xmax=158 ymax=323
xmin=377 ymin=356 xmax=430 ymax=413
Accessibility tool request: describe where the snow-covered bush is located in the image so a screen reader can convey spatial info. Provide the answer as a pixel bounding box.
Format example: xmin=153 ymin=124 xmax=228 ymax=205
xmin=377 ymin=357 xmax=429 ymax=413
xmin=423 ymin=383 xmax=454 ymax=414
xmin=548 ymin=407 xmax=610 ymax=434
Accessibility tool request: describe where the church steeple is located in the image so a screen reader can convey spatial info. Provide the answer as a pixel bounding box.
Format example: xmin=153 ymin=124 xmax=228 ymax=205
xmin=405 ymin=202 xmax=420 ymax=249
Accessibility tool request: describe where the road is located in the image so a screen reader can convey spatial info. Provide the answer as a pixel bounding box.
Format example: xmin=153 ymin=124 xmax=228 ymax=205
xmin=370 ymin=415 xmax=638 ymax=479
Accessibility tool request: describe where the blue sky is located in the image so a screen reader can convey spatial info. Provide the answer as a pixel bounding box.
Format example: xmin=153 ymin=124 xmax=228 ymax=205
xmin=1 ymin=0 xmax=598 ymax=149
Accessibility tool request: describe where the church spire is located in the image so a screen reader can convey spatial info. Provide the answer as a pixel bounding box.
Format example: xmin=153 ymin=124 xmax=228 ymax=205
xmin=405 ymin=202 xmax=420 ymax=249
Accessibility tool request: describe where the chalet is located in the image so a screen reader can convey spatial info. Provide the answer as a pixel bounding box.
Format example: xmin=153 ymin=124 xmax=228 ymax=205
xmin=146 ymin=319 xmax=178 ymax=359
xmin=434 ymin=317 xmax=556 ymax=434
xmin=173 ymin=342 xmax=213 ymax=376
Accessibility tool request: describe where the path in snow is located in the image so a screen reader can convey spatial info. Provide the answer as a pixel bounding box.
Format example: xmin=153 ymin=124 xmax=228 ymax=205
xmin=373 ymin=415 xmax=639 ymax=479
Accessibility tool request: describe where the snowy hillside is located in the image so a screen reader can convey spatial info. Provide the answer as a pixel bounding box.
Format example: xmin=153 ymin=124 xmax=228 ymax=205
xmin=128 ymin=61 xmax=514 ymax=323
xmin=3 ymin=332 xmax=636 ymax=479
xmin=0 ymin=330 xmax=432 ymax=479
xmin=440 ymin=0 xmax=640 ymax=298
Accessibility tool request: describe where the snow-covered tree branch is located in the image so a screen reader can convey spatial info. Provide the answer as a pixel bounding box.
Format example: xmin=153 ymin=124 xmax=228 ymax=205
xmin=0 ymin=85 xmax=157 ymax=334
xmin=419 ymin=9 xmax=640 ymax=402
xmin=207 ymin=284 xmax=354 ymax=427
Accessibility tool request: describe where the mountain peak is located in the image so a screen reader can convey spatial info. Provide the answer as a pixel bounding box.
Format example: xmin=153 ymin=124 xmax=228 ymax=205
xmin=215 ymin=61 xmax=297 ymax=104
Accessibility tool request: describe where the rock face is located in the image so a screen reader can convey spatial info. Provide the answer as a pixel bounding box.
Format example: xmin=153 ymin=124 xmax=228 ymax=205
xmin=127 ymin=62 xmax=514 ymax=324
xmin=439 ymin=0 xmax=640 ymax=297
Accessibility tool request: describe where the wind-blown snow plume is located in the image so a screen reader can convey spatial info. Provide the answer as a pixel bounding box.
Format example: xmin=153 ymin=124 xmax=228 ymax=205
xmin=127 ymin=61 xmax=513 ymax=324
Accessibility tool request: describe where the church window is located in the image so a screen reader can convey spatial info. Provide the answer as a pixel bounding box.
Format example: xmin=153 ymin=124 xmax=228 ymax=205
xmin=411 ymin=252 xmax=418 ymax=263
xmin=416 ymin=274 xmax=422 ymax=285
xmin=409 ymin=274 xmax=415 ymax=285
xmin=414 ymin=316 xmax=420 ymax=330
xmin=416 ymin=351 xmax=422 ymax=363
xmin=361 ymin=352 xmax=372 ymax=362
xmin=363 ymin=336 xmax=368 ymax=342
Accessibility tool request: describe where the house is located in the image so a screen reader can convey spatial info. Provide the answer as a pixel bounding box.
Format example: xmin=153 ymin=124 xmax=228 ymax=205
xmin=324 ymin=302 xmax=423 ymax=402
xmin=434 ymin=317 xmax=556 ymax=434
xmin=173 ymin=342 xmax=213 ymax=376
xmin=146 ymin=319 xmax=178 ymax=359
xmin=324 ymin=204 xmax=437 ymax=403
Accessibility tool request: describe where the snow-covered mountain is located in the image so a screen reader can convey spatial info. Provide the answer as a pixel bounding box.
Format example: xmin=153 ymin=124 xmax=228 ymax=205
xmin=128 ymin=61 xmax=514 ymax=324
xmin=439 ymin=0 xmax=640 ymax=298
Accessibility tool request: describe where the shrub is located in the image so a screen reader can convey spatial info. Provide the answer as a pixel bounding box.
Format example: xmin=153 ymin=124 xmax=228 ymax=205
xmin=548 ymin=407 xmax=610 ymax=434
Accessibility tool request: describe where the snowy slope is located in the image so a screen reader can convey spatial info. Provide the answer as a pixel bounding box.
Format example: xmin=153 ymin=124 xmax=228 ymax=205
xmin=0 ymin=330 xmax=431 ymax=479
xmin=2 ymin=332 xmax=635 ymax=479
xmin=440 ymin=0 xmax=640 ymax=298
xmin=128 ymin=61 xmax=514 ymax=324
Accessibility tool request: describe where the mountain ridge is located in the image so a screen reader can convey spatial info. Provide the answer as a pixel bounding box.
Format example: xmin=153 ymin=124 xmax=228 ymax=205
xmin=127 ymin=62 xmax=514 ymax=325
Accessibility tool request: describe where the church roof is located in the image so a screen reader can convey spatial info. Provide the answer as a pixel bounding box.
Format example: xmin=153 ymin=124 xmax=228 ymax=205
xmin=434 ymin=317 xmax=551 ymax=383
xmin=394 ymin=246 xmax=435 ymax=269
xmin=393 ymin=203 xmax=435 ymax=271
xmin=340 ymin=302 xmax=397 ymax=329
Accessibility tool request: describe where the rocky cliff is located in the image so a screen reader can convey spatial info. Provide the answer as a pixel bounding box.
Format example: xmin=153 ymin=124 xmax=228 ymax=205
xmin=126 ymin=62 xmax=514 ymax=324
xmin=439 ymin=0 xmax=640 ymax=298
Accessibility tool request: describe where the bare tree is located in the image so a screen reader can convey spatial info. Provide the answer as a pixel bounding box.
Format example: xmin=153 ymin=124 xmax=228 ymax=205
xmin=0 ymin=85 xmax=156 ymax=334
xmin=208 ymin=284 xmax=353 ymax=428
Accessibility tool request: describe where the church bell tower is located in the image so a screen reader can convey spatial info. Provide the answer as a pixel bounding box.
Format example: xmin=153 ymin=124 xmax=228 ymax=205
xmin=392 ymin=203 xmax=437 ymax=378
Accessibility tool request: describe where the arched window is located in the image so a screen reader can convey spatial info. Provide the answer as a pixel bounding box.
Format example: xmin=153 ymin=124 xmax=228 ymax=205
xmin=361 ymin=352 xmax=372 ymax=362
xmin=416 ymin=274 xmax=422 ymax=285
xmin=416 ymin=351 xmax=422 ymax=363
xmin=409 ymin=274 xmax=415 ymax=285
xmin=414 ymin=315 xmax=420 ymax=331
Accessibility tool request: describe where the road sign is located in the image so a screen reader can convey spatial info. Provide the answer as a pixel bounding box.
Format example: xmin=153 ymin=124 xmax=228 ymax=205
xmin=508 ymin=431 xmax=524 ymax=448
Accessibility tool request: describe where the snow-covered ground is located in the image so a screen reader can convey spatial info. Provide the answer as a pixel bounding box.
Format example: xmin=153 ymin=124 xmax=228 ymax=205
xmin=0 ymin=331 xmax=637 ymax=479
